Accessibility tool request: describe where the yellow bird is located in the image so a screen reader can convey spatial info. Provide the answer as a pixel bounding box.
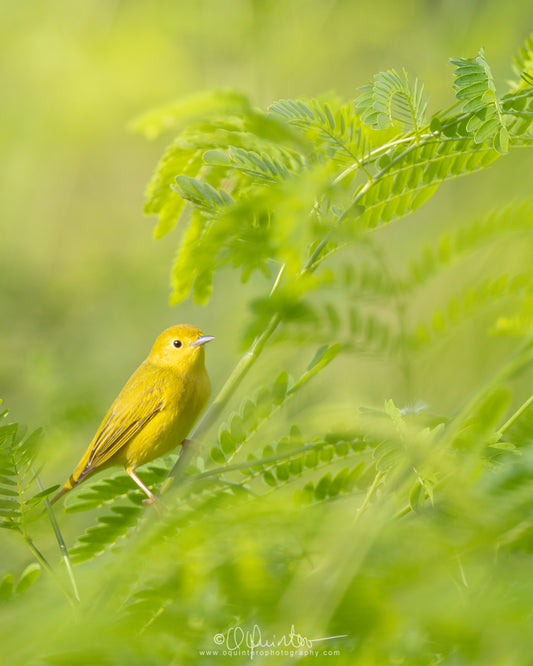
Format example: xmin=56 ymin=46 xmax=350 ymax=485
xmin=52 ymin=324 xmax=213 ymax=504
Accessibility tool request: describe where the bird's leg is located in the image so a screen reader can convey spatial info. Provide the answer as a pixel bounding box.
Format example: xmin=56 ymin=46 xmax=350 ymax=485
xmin=126 ymin=468 xmax=157 ymax=504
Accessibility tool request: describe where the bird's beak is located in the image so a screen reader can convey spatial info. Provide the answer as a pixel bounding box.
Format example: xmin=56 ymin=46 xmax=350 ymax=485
xmin=191 ymin=335 xmax=215 ymax=347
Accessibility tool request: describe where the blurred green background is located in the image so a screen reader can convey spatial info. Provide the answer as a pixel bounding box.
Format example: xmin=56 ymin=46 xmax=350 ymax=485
xmin=1 ymin=0 xmax=532 ymax=480
xmin=1 ymin=4 xmax=533 ymax=664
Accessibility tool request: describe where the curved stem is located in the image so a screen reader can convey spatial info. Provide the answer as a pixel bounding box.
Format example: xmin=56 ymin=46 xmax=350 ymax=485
xmin=354 ymin=469 xmax=383 ymax=521
xmin=499 ymin=392 xmax=533 ymax=436
xmin=442 ymin=338 xmax=533 ymax=446
xmin=23 ymin=535 xmax=78 ymax=608
xmin=36 ymin=473 xmax=80 ymax=603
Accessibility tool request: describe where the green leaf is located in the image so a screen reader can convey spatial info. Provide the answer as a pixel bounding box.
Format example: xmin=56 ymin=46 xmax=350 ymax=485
xmin=356 ymin=69 xmax=429 ymax=132
xmin=172 ymin=176 xmax=233 ymax=215
xmin=218 ymin=429 xmax=236 ymax=456
xmin=493 ymin=126 xmax=509 ymax=154
xmin=15 ymin=564 xmax=41 ymax=595
xmin=263 ymin=471 xmax=277 ymax=487
xmin=204 ymin=145 xmax=301 ymax=184
xmin=210 ymin=447 xmax=226 ymax=464
xmin=255 ymin=387 xmax=272 ymax=419
xmin=229 ymin=414 xmax=246 ymax=444
xmin=203 ymin=149 xmax=231 ymax=167
xmin=70 ymin=505 xmax=143 ymax=563
xmin=329 ymin=468 xmax=349 ymax=497
xmin=314 ymin=473 xmax=332 ymax=500
xmin=409 ymin=481 xmax=425 ymax=511
xmin=241 ymin=400 xmax=259 ymax=432
xmin=275 ymin=463 xmax=290 ymax=482
xmin=0 ymin=422 xmax=44 ymax=528
xmin=0 ymin=573 xmax=13 ymax=601
xmin=510 ymin=33 xmax=533 ymax=89
xmin=26 ymin=484 xmax=61 ymax=507
xmin=343 ymin=462 xmax=366 ymax=491
xmin=269 ymin=98 xmax=364 ymax=165
xmin=297 ymin=481 xmax=315 ymax=505
xmin=271 ymin=371 xmax=289 ymax=405
xmin=289 ymin=343 xmax=342 ymax=394
xmin=132 ymin=89 xmax=251 ymax=139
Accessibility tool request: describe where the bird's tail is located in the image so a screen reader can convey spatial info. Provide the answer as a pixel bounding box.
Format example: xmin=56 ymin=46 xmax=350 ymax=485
xmin=50 ymin=475 xmax=77 ymax=504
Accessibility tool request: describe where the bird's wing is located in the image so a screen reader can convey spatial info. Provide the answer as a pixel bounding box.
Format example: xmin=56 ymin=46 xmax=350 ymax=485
xmin=74 ymin=364 xmax=166 ymax=483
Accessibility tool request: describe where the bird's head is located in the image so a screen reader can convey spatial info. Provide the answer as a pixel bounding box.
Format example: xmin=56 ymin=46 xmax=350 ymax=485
xmin=148 ymin=324 xmax=214 ymax=370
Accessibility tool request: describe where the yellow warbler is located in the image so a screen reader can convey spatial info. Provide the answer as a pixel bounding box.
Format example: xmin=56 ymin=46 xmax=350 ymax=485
xmin=52 ymin=324 xmax=213 ymax=504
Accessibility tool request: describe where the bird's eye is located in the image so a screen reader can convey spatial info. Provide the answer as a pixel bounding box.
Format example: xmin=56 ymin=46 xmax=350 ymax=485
xmin=173 ymin=339 xmax=182 ymax=348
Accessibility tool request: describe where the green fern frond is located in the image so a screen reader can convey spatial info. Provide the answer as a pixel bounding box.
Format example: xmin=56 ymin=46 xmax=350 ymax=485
xmin=169 ymin=211 xmax=212 ymax=305
xmin=412 ymin=273 xmax=533 ymax=347
xmin=145 ymin=114 xmax=297 ymax=239
xmin=338 ymin=261 xmax=392 ymax=299
xmin=0 ymin=415 xmax=53 ymax=532
xmin=356 ymin=69 xmax=429 ymax=134
xmin=406 ymin=202 xmax=533 ymax=291
xmin=146 ymin=58 xmax=533 ymax=305
xmin=169 ymin=154 xmax=334 ymax=306
xmin=131 ymin=89 xmax=251 ymax=139
xmin=172 ymin=175 xmax=233 ymax=216
xmin=450 ymin=48 xmax=508 ymax=152
xmin=65 ymin=463 xmax=174 ymax=562
xmin=273 ymin=300 xmax=396 ymax=354
xmin=144 ymin=143 xmax=203 ymax=239
xmin=450 ymin=48 xmax=497 ymax=111
xmin=69 ymin=504 xmax=143 ymax=563
xmin=203 ymin=145 xmax=305 ymax=184
xmin=208 ymin=344 xmax=341 ymax=466
xmin=169 ymin=195 xmax=274 ymax=305
xmin=64 ymin=463 xmax=170 ymax=513
xmin=491 ymin=290 xmax=533 ymax=338
xmin=194 ymin=431 xmax=374 ymax=504
xmin=269 ymin=98 xmax=367 ymax=165
xmin=510 ymin=32 xmax=533 ymax=90
xmin=228 ymin=401 xmax=443 ymax=509
xmin=350 ymin=134 xmax=500 ymax=233
xmin=0 ymin=565 xmax=42 ymax=602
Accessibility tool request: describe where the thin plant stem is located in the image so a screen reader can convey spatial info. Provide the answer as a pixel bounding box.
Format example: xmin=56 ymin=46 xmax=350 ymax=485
xmin=499 ymin=392 xmax=533 ymax=436
xmin=186 ymin=440 xmax=352 ymax=484
xmin=24 ymin=535 xmax=54 ymax=575
xmin=441 ymin=339 xmax=533 ymax=446
xmin=22 ymin=534 xmax=78 ymax=609
xmin=36 ymin=474 xmax=80 ymax=603
xmin=354 ymin=469 xmax=383 ymax=521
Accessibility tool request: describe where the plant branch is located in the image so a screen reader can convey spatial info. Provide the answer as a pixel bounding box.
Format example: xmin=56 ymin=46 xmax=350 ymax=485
xmin=442 ymin=338 xmax=533 ymax=446
xmin=23 ymin=534 xmax=78 ymax=609
xmin=355 ymin=469 xmax=384 ymax=521
xmin=499 ymin=392 xmax=533 ymax=436
xmin=36 ymin=474 xmax=80 ymax=603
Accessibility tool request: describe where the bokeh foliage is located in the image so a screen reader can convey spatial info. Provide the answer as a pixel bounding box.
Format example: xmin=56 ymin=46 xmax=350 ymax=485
xmin=2 ymin=3 xmax=533 ymax=665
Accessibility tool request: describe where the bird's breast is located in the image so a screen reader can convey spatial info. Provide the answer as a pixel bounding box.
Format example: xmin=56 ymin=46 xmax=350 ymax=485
xmin=121 ymin=365 xmax=210 ymax=469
